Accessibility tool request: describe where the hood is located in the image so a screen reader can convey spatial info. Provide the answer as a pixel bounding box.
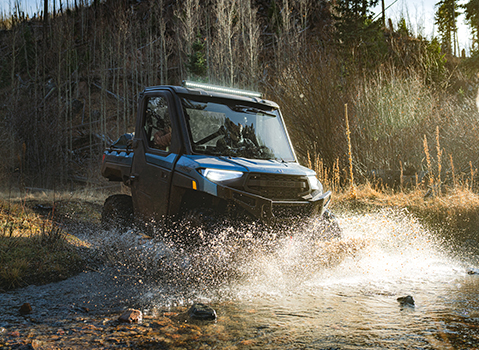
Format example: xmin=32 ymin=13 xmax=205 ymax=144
xmin=178 ymin=155 xmax=316 ymax=176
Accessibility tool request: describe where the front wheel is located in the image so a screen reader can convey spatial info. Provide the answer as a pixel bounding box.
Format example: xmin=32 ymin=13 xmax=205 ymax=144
xmin=175 ymin=208 xmax=221 ymax=246
xmin=101 ymin=194 xmax=134 ymax=231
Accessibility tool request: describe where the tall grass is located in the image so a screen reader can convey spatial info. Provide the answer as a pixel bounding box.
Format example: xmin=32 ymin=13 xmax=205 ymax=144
xmin=344 ymin=103 xmax=356 ymax=198
xmin=282 ymin=59 xmax=479 ymax=197
xmin=352 ymin=67 xmax=437 ymax=173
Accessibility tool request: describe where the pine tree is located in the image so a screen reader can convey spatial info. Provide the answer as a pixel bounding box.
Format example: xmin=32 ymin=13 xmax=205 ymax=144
xmin=435 ymin=0 xmax=460 ymax=55
xmin=333 ymin=0 xmax=381 ymax=61
xmin=463 ymin=0 xmax=479 ymax=50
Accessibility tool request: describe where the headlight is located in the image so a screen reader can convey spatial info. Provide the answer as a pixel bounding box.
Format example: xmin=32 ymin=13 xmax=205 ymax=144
xmin=308 ymin=175 xmax=323 ymax=192
xmin=199 ymin=169 xmax=244 ymax=182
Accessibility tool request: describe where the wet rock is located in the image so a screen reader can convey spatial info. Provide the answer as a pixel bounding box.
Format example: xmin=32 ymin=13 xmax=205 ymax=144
xmin=70 ymin=304 xmax=91 ymax=314
xmin=467 ymin=267 xmax=479 ymax=275
xmin=188 ymin=303 xmax=217 ymax=321
xmin=150 ymin=317 xmax=172 ymax=328
xmin=20 ymin=303 xmax=32 ymax=315
xmin=118 ymin=309 xmax=143 ymax=323
xmin=397 ymin=295 xmax=415 ymax=307
xmin=31 ymin=340 xmax=47 ymax=349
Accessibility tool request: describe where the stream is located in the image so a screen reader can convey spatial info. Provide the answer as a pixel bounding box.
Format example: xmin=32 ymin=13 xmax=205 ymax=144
xmin=1 ymin=208 xmax=479 ymax=349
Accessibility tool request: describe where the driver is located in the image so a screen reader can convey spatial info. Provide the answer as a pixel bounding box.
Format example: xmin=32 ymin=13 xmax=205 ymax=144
xmin=153 ymin=113 xmax=172 ymax=151
xmin=223 ymin=118 xmax=243 ymax=147
xmin=154 ymin=126 xmax=171 ymax=150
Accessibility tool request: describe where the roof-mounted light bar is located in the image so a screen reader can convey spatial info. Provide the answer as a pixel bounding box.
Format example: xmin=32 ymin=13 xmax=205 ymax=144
xmin=182 ymin=80 xmax=262 ymax=99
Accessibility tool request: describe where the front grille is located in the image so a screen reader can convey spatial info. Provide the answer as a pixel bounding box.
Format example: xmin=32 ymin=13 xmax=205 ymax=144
xmin=244 ymin=173 xmax=309 ymax=200
xmin=272 ymin=203 xmax=315 ymax=218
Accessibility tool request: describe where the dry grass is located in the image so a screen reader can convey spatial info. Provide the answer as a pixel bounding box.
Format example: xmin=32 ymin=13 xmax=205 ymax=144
xmin=0 ymin=197 xmax=90 ymax=290
xmin=330 ymin=182 xmax=479 ymax=241
xmin=333 ymin=183 xmax=479 ymax=210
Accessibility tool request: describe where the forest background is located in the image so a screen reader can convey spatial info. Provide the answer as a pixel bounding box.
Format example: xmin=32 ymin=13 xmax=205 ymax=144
xmin=1 ymin=0 xmax=479 ymax=195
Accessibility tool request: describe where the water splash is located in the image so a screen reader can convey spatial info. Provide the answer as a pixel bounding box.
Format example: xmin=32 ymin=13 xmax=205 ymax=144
xmin=88 ymin=207 xmax=465 ymax=307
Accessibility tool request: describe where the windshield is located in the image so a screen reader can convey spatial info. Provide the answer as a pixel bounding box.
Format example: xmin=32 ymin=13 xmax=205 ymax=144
xmin=181 ymin=97 xmax=295 ymax=161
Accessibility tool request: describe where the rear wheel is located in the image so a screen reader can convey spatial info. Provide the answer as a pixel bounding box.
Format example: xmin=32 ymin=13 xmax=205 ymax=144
xmin=101 ymin=194 xmax=134 ymax=231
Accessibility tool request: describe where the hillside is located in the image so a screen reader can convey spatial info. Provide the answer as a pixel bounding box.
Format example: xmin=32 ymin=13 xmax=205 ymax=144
xmin=1 ymin=0 xmax=478 ymax=194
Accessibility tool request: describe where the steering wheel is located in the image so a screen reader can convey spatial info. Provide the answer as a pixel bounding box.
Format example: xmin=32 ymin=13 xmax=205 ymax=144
xmin=195 ymin=126 xmax=226 ymax=145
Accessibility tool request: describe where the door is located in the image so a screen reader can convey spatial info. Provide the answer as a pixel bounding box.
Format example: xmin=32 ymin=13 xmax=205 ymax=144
xmin=130 ymin=92 xmax=180 ymax=225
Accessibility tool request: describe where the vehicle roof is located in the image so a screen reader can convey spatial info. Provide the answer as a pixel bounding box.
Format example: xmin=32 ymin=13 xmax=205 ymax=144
xmin=142 ymin=85 xmax=279 ymax=109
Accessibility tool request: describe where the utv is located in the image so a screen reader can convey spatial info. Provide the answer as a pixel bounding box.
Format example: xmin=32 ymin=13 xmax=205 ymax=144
xmin=100 ymin=81 xmax=339 ymax=237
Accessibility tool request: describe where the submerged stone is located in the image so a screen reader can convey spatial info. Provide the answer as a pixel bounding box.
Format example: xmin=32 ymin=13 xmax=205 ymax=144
xmin=118 ymin=309 xmax=143 ymax=323
xmin=188 ymin=303 xmax=217 ymax=321
xmin=397 ymin=295 xmax=415 ymax=307
xmin=20 ymin=303 xmax=32 ymax=315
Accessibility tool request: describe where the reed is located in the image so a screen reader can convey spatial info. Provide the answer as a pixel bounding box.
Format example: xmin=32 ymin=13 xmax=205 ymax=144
xmin=423 ymin=135 xmax=433 ymax=189
xmin=470 ymin=161 xmax=476 ymax=191
xmin=400 ymin=161 xmax=404 ymax=190
xmin=449 ymin=154 xmax=457 ymax=188
xmin=436 ymin=126 xmax=442 ymax=193
xmin=344 ymin=103 xmax=356 ymax=198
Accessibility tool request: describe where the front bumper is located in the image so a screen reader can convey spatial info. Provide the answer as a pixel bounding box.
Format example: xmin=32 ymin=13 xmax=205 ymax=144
xmin=217 ymin=185 xmax=331 ymax=223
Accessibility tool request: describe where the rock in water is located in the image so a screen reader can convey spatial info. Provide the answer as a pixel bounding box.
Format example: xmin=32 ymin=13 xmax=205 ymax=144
xmin=118 ymin=309 xmax=143 ymax=323
xmin=19 ymin=303 xmax=32 ymax=315
xmin=397 ymin=295 xmax=415 ymax=307
xmin=188 ymin=303 xmax=217 ymax=321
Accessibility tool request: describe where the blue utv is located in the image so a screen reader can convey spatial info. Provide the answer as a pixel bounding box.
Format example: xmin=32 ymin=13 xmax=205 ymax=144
xmin=100 ymin=81 xmax=340 ymax=238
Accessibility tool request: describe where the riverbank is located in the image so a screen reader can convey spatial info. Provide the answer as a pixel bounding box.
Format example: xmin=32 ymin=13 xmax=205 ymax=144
xmin=0 ymin=191 xmax=105 ymax=291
